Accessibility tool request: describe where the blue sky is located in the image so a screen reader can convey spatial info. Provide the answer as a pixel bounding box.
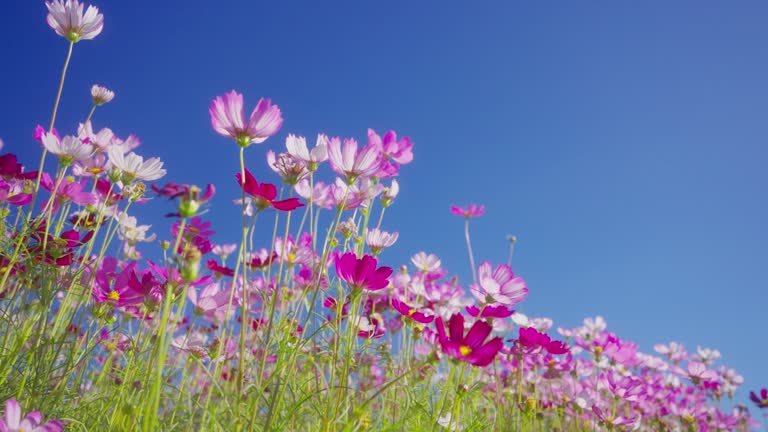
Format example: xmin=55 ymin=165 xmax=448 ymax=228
xmin=2 ymin=0 xmax=766 ymax=411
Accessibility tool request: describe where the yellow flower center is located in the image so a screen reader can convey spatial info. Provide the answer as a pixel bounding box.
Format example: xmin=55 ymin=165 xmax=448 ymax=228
xmin=107 ymin=291 xmax=120 ymax=302
xmin=594 ymin=346 xmax=603 ymax=355
xmin=459 ymin=345 xmax=472 ymax=356
xmin=288 ymin=252 xmax=296 ymax=262
xmin=408 ymin=309 xmax=416 ymax=316
xmin=88 ymin=167 xmax=103 ymax=174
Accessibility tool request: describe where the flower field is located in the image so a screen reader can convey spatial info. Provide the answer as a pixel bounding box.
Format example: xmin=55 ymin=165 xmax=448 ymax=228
xmin=0 ymin=1 xmax=764 ymax=431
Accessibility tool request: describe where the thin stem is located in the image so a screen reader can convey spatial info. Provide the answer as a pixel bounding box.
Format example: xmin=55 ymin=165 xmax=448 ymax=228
xmin=464 ymin=219 xmax=477 ymax=282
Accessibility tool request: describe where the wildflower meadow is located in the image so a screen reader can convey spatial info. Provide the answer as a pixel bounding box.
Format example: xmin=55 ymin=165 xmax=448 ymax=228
xmin=0 ymin=1 xmax=765 ymax=431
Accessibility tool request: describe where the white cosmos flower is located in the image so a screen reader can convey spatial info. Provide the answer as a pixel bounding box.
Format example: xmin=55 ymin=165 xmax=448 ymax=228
xmin=42 ymin=133 xmax=94 ymax=163
xmin=286 ymin=133 xmax=328 ymax=169
xmin=108 ymin=147 xmax=166 ymax=182
xmin=46 ymin=0 xmax=104 ymax=42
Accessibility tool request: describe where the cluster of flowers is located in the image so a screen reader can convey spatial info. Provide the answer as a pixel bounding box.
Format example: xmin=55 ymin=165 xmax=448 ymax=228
xmin=0 ymin=1 xmax=763 ymax=430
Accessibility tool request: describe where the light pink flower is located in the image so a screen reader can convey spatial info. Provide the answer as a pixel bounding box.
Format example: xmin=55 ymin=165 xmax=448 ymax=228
xmin=328 ymin=137 xmax=381 ymax=183
xmin=470 ymin=261 xmax=527 ymax=306
xmin=286 ymin=134 xmax=328 ymax=170
xmin=91 ymin=84 xmax=114 ymax=105
xmin=209 ymin=90 xmax=283 ymax=147
xmin=0 ymin=398 xmax=64 ymax=432
xmin=107 ymin=147 xmax=166 ymax=182
xmin=294 ymin=179 xmax=333 ymax=209
xmin=42 ymin=133 xmax=94 ymax=164
xmin=411 ymin=252 xmax=441 ymax=273
xmin=266 ymin=151 xmax=308 ymax=186
xmin=366 ymin=228 xmax=398 ymax=255
xmin=46 ymin=0 xmax=103 ymax=42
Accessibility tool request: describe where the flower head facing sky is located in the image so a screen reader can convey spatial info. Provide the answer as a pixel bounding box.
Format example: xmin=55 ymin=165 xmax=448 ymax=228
xmin=450 ymin=204 xmax=485 ymax=219
xmin=46 ymin=0 xmax=103 ymax=42
xmin=209 ymin=91 xmax=283 ymax=147
xmin=470 ymin=261 xmax=528 ymax=306
xmin=335 ymin=252 xmax=392 ymax=292
xmin=235 ymin=167 xmax=303 ymax=212
xmin=435 ymin=313 xmax=503 ymax=367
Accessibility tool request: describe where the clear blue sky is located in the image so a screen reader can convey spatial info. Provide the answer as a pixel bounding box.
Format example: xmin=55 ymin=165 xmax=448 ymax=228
xmin=3 ymin=0 xmax=766 ymax=410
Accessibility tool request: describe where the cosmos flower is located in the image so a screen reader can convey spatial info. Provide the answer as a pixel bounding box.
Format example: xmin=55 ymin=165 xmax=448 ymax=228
xmin=365 ymin=228 xmax=398 ymax=255
xmin=334 ymin=252 xmax=392 ymax=292
xmin=435 ymin=313 xmax=502 ymax=367
xmin=107 ymin=147 xmax=166 ymax=183
xmin=450 ymin=204 xmax=485 ymax=219
xmin=42 ymin=133 xmax=94 ymax=165
xmin=0 ymin=398 xmax=64 ymax=432
xmin=209 ymin=91 xmax=283 ymax=147
xmin=390 ymin=297 xmax=434 ymax=324
xmin=750 ymin=388 xmax=768 ymax=409
xmin=235 ymin=167 xmax=303 ymax=212
xmin=91 ymin=85 xmax=114 ymax=105
xmin=45 ymin=0 xmax=103 ymax=42
xmin=286 ymin=134 xmax=328 ymax=171
xmin=516 ymin=327 xmax=569 ymax=355
xmin=327 ymin=137 xmax=381 ymax=183
xmin=469 ymin=261 xmax=527 ymax=306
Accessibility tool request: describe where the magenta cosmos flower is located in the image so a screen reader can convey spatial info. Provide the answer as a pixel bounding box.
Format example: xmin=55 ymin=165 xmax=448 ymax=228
xmin=235 ymin=168 xmax=303 ymax=212
xmin=750 ymin=388 xmax=768 ymax=409
xmin=46 ymin=0 xmax=103 ymax=43
xmin=516 ymin=326 xmax=569 ymax=354
xmin=334 ymin=252 xmax=392 ymax=291
xmin=450 ymin=204 xmax=485 ymax=218
xmin=470 ymin=261 xmax=528 ymax=306
xmin=209 ymin=90 xmax=283 ymax=147
xmin=436 ymin=313 xmax=503 ymax=367
xmin=0 ymin=398 xmax=64 ymax=432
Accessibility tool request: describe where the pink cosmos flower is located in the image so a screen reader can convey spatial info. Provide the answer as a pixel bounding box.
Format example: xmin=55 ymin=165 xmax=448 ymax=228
xmin=294 ymin=179 xmax=333 ymax=209
xmin=516 ymin=327 xmax=569 ymax=355
xmin=46 ymin=0 xmax=103 ymax=42
xmin=390 ymin=297 xmax=434 ymax=324
xmin=0 ymin=180 xmax=31 ymax=206
xmin=41 ymin=176 xmax=97 ymax=211
xmin=209 ymin=91 xmax=283 ymax=147
xmin=91 ymin=259 xmax=145 ymax=307
xmin=367 ymin=129 xmax=414 ymax=178
xmin=450 ymin=204 xmax=485 ymax=219
xmin=327 ymin=137 xmax=381 ymax=183
xmin=0 ymin=398 xmax=64 ymax=432
xmin=236 ymin=167 xmax=303 ymax=212
xmin=435 ymin=313 xmax=503 ymax=367
xmin=672 ymin=361 xmax=719 ymax=385
xmin=152 ymin=182 xmax=215 ymax=217
xmin=188 ymin=283 xmax=232 ymax=321
xmin=591 ymin=406 xmax=636 ymax=428
xmin=334 ymin=252 xmax=392 ymax=291
xmin=465 ymin=304 xmax=514 ymax=318
xmin=469 ymin=261 xmax=527 ymax=306
xmin=206 ymin=260 xmax=234 ymax=278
